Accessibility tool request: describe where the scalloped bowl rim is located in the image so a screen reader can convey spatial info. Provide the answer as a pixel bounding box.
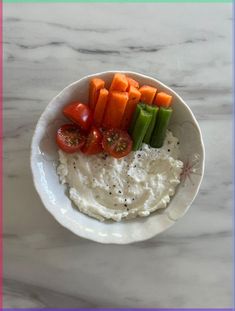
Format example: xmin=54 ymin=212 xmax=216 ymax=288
xmin=30 ymin=70 xmax=205 ymax=244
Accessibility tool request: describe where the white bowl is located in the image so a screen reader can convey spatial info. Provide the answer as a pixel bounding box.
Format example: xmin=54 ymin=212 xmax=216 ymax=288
xmin=30 ymin=71 xmax=205 ymax=244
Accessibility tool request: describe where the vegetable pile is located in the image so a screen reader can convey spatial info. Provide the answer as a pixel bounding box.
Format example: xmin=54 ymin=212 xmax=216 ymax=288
xmin=56 ymin=73 xmax=173 ymax=158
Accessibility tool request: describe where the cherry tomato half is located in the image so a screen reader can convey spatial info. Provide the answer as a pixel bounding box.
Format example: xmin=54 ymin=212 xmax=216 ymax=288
xmin=56 ymin=124 xmax=86 ymax=153
xmin=63 ymin=102 xmax=93 ymax=131
xmin=81 ymin=126 xmax=103 ymax=155
xmin=102 ymin=129 xmax=133 ymax=159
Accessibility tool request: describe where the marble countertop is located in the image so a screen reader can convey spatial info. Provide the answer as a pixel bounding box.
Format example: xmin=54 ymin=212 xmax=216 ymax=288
xmin=3 ymin=3 xmax=233 ymax=308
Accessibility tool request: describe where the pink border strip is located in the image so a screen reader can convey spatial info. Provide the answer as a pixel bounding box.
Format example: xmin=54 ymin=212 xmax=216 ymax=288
xmin=0 ymin=0 xmax=3 ymax=308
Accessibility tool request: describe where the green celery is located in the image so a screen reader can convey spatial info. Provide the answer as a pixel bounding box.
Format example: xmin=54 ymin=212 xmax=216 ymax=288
xmin=150 ymin=107 xmax=172 ymax=148
xmin=132 ymin=109 xmax=152 ymax=151
xmin=128 ymin=103 xmax=145 ymax=135
xmin=143 ymin=105 xmax=159 ymax=144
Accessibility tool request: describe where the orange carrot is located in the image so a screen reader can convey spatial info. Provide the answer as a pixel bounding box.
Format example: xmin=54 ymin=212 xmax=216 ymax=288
xmin=126 ymin=77 xmax=140 ymax=89
xmin=103 ymin=91 xmax=129 ymax=129
xmin=121 ymin=86 xmax=141 ymax=129
xmin=89 ymin=78 xmax=105 ymax=110
xmin=139 ymin=85 xmax=157 ymax=105
xmin=93 ymin=88 xmax=109 ymax=127
xmin=154 ymin=92 xmax=172 ymax=108
xmin=109 ymin=73 xmax=128 ymax=92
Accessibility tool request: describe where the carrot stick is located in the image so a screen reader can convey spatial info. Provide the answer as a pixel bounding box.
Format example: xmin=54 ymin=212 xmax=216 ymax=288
xmin=89 ymin=78 xmax=105 ymax=110
xmin=93 ymin=88 xmax=109 ymax=127
xmin=103 ymin=91 xmax=129 ymax=129
xmin=126 ymin=77 xmax=140 ymax=90
xmin=109 ymin=73 xmax=128 ymax=92
xmin=139 ymin=85 xmax=157 ymax=105
xmin=154 ymin=92 xmax=172 ymax=108
xmin=121 ymin=86 xmax=141 ymax=129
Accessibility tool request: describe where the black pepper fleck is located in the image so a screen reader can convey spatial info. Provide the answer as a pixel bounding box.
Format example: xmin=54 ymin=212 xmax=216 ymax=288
xmin=119 ymin=190 xmax=121 ymax=194
xmin=177 ymin=142 xmax=180 ymax=145
xmin=124 ymin=204 xmax=127 ymax=207
xmin=102 ymin=154 xmax=108 ymax=160
xmin=168 ymin=149 xmax=170 ymax=152
xmin=109 ymin=192 xmax=112 ymax=195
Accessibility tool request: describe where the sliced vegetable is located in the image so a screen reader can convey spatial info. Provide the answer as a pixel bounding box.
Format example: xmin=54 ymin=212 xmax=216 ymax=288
xmin=103 ymin=91 xmax=129 ymax=129
xmin=143 ymin=105 xmax=159 ymax=144
xmin=121 ymin=86 xmax=141 ymax=130
xmin=126 ymin=76 xmax=140 ymax=89
xmin=154 ymin=92 xmax=172 ymax=108
xmin=129 ymin=103 xmax=145 ymax=134
xmin=109 ymin=73 xmax=128 ymax=92
xmin=63 ymin=102 xmax=93 ymax=131
xmin=132 ymin=109 xmax=152 ymax=151
xmin=89 ymin=78 xmax=105 ymax=110
xmin=102 ymin=129 xmax=133 ymax=158
xmin=151 ymin=107 xmax=172 ymax=148
xmin=81 ymin=126 xmax=103 ymax=155
xmin=93 ymin=88 xmax=109 ymax=127
xmin=56 ymin=124 xmax=86 ymax=153
xmin=139 ymin=85 xmax=157 ymax=105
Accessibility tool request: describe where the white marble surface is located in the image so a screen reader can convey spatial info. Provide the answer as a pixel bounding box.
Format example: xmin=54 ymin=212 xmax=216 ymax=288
xmin=3 ymin=3 xmax=233 ymax=308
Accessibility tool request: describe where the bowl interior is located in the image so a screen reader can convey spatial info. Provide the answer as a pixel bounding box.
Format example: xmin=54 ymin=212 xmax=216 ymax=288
xmin=31 ymin=71 xmax=204 ymax=244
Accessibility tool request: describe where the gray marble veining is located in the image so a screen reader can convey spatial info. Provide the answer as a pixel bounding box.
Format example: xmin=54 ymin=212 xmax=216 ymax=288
xmin=3 ymin=3 xmax=233 ymax=308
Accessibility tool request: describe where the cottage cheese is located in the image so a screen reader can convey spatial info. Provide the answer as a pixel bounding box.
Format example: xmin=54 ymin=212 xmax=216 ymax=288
xmin=57 ymin=131 xmax=183 ymax=221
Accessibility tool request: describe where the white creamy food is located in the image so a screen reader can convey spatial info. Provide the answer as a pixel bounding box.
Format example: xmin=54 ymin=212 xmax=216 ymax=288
xmin=57 ymin=130 xmax=183 ymax=222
